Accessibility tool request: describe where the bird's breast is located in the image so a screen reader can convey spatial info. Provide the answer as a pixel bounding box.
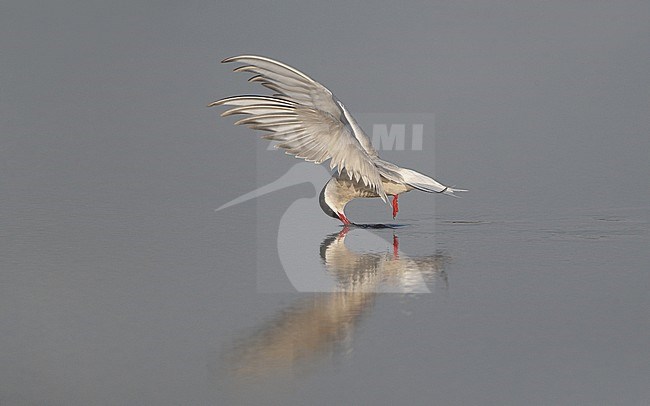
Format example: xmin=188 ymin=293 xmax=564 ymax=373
xmin=381 ymin=180 xmax=412 ymax=196
xmin=332 ymin=174 xmax=411 ymax=199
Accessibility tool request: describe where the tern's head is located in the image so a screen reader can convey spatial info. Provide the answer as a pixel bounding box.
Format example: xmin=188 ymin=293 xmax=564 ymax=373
xmin=319 ymin=183 xmax=338 ymax=220
xmin=319 ymin=179 xmax=352 ymax=225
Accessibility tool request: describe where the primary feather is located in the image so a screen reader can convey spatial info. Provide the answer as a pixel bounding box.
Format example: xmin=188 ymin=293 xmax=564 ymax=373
xmin=210 ymin=55 xmax=467 ymax=221
xmin=209 ymin=55 xmax=388 ymax=202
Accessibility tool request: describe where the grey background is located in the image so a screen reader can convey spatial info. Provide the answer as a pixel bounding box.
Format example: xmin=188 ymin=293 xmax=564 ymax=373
xmin=1 ymin=1 xmax=649 ymax=405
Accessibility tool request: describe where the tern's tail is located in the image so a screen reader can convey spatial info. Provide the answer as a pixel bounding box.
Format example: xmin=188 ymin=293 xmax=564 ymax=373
xmin=398 ymin=168 xmax=466 ymax=197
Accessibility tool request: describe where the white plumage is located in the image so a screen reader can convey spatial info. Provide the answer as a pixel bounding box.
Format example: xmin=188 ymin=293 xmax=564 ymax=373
xmin=210 ymin=55 xmax=465 ymax=224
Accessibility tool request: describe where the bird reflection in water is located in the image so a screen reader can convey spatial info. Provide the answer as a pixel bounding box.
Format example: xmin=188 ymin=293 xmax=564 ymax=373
xmin=224 ymin=227 xmax=449 ymax=382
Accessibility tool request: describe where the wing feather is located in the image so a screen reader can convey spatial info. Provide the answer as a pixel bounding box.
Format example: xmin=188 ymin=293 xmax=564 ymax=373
xmin=210 ymin=55 xmax=387 ymax=202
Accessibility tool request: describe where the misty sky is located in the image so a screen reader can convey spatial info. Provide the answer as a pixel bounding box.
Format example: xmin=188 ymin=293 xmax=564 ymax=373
xmin=2 ymin=0 xmax=649 ymax=219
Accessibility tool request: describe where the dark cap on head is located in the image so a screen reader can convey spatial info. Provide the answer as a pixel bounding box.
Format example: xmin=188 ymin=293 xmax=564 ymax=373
xmin=319 ymin=184 xmax=339 ymax=219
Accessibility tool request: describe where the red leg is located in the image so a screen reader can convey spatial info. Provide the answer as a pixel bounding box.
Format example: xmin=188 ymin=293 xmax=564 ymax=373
xmin=337 ymin=212 xmax=351 ymax=226
xmin=337 ymin=225 xmax=351 ymax=239
xmin=393 ymin=234 xmax=399 ymax=257
xmin=392 ymin=195 xmax=399 ymax=219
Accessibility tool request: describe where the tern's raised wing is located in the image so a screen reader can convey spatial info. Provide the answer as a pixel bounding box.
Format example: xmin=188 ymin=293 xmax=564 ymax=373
xmin=209 ymin=55 xmax=387 ymax=203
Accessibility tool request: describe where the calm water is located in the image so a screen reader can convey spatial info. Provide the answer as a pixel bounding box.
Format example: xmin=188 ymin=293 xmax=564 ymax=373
xmin=216 ymin=207 xmax=650 ymax=405
xmin=2 ymin=177 xmax=648 ymax=405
